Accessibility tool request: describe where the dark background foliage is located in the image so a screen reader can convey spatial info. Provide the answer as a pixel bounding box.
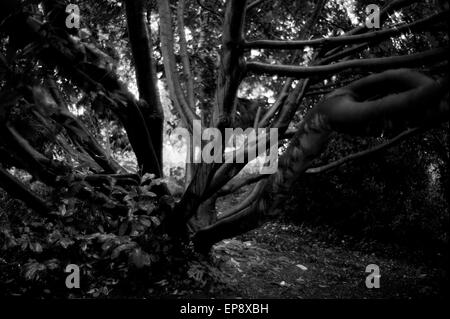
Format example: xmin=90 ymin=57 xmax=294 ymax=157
xmin=285 ymin=125 xmax=449 ymax=264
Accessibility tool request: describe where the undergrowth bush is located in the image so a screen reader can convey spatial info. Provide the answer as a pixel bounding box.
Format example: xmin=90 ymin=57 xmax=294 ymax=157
xmin=0 ymin=174 xmax=225 ymax=298
xmin=285 ymin=128 xmax=449 ymax=262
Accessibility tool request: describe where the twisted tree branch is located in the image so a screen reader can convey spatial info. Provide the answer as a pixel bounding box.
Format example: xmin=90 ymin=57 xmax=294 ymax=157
xmin=244 ymin=10 xmax=448 ymax=50
xmin=306 ymin=127 xmax=421 ymax=174
xmin=247 ymin=48 xmax=448 ymax=78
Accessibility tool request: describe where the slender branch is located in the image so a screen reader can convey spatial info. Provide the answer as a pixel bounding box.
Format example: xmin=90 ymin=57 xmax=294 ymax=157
xmin=44 ymin=80 xmax=125 ymax=174
xmin=305 ymin=89 xmax=332 ymax=96
xmin=258 ymin=78 xmax=293 ymax=128
xmin=259 ymin=0 xmax=326 ymax=128
xmin=281 ymin=129 xmax=297 ymax=139
xmin=125 ymin=0 xmax=164 ymax=173
xmin=0 ymin=164 xmax=51 ymax=215
xmin=177 ymin=0 xmax=196 ymax=110
xmin=246 ymin=0 xmax=268 ymax=11
xmin=320 ymin=43 xmax=369 ymax=65
xmin=247 ymin=48 xmax=449 ymax=78
xmin=5 ymin=123 xmax=65 ymax=184
xmin=272 ymin=78 xmax=311 ymax=131
xmin=346 ymin=0 xmax=421 ymax=37
xmin=157 ymin=0 xmax=198 ymax=129
xmin=323 ymin=0 xmax=421 ymax=57
xmin=206 ymin=78 xmax=309 ymax=200
xmin=302 ymin=0 xmax=327 ymax=39
xmin=124 ymin=0 xmax=162 ymax=112
xmin=308 ymin=76 xmax=360 ymax=91
xmin=214 ymin=0 xmax=248 ymax=129
xmin=211 ymin=0 xmax=327 ymax=192
xmin=244 ymin=10 xmax=448 ymax=50
xmin=30 ymin=109 xmax=101 ymax=172
xmin=196 ymin=0 xmax=223 ymax=24
xmin=310 ymin=1 xmax=426 ymax=87
xmin=253 ymin=106 xmax=262 ymax=129
xmin=306 ymin=127 xmax=421 ymax=174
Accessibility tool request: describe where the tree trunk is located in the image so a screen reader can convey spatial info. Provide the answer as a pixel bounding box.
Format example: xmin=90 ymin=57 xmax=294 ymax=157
xmin=193 ymin=69 xmax=449 ymax=252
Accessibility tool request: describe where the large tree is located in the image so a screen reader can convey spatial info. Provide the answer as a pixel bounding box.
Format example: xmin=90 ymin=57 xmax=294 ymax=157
xmin=0 ymin=0 xmax=448 ymax=254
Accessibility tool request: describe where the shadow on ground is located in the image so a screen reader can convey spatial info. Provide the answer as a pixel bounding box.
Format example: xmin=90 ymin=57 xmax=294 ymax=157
xmin=209 ymin=222 xmax=448 ymax=299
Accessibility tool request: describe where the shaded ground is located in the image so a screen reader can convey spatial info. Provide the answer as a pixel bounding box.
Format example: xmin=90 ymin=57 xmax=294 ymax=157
xmin=200 ymin=182 xmax=448 ymax=299
xmin=0 ymin=186 xmax=447 ymax=299
xmin=208 ymin=222 xmax=447 ymax=299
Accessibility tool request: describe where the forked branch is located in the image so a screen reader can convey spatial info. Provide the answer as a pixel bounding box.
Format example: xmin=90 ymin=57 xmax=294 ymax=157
xmin=306 ymin=127 xmax=421 ymax=174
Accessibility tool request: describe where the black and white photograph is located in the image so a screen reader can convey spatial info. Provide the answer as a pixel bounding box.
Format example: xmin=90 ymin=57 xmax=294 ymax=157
xmin=0 ymin=0 xmax=448 ymax=312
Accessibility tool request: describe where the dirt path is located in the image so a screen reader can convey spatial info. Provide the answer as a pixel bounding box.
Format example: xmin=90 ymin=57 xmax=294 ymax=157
xmin=209 ymin=222 xmax=447 ymax=299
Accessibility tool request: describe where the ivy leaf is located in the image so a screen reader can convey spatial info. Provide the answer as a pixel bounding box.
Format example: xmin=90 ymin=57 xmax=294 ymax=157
xmin=59 ymin=238 xmax=74 ymax=249
xmin=118 ymin=221 xmax=129 ymax=236
xmin=138 ymin=202 xmax=156 ymax=213
xmin=141 ymin=173 xmax=155 ymax=184
xmin=24 ymin=262 xmax=46 ymax=281
xmin=150 ymin=216 xmax=161 ymax=227
xmin=111 ymin=243 xmax=135 ymax=259
xmin=30 ymin=242 xmax=43 ymax=253
xmin=139 ymin=216 xmax=152 ymax=228
xmin=101 ymin=239 xmax=116 ymax=252
xmin=129 ymin=248 xmax=151 ymax=269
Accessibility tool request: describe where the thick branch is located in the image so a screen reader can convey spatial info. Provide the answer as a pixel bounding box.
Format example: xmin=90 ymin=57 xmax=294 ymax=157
xmin=125 ymin=0 xmax=164 ymax=172
xmin=124 ymin=0 xmax=162 ymax=112
xmin=323 ymin=0 xmax=421 ymax=57
xmin=4 ymin=123 xmax=67 ymax=185
xmin=208 ymin=0 xmax=327 ymax=198
xmin=193 ymin=69 xmax=449 ymax=251
xmin=157 ymin=0 xmax=198 ymax=128
xmin=177 ymin=0 xmax=196 ymax=110
xmin=246 ymin=48 xmax=448 ymax=78
xmin=196 ymin=0 xmax=223 ymax=24
xmin=259 ymin=0 xmax=326 ymax=129
xmin=207 ymin=0 xmax=326 ymax=197
xmin=218 ymin=173 xmax=268 ymax=197
xmin=44 ymin=81 xmax=125 ymax=174
xmin=217 ymin=180 xmax=265 ymax=220
xmin=5 ymin=7 xmax=163 ymax=175
xmin=0 ymin=164 xmax=51 ymax=215
xmin=170 ymin=0 xmax=250 ymax=235
xmin=244 ymin=11 xmax=448 ymax=50
xmin=214 ymin=0 xmax=248 ymax=129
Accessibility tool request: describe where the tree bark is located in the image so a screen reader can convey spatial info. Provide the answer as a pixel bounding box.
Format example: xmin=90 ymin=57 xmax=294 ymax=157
xmin=193 ymin=69 xmax=449 ymax=252
xmin=157 ymin=0 xmax=198 ymax=129
xmin=246 ymin=48 xmax=448 ymax=78
xmin=125 ymin=0 xmax=165 ymax=176
xmin=244 ymin=10 xmax=448 ymax=50
xmin=0 ymin=164 xmax=51 ymax=215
